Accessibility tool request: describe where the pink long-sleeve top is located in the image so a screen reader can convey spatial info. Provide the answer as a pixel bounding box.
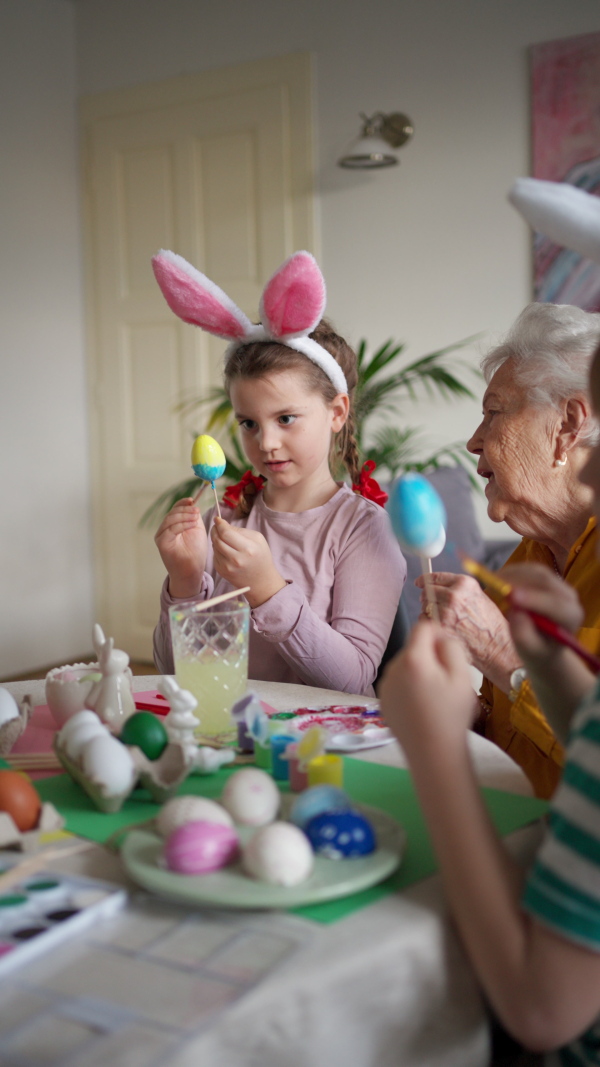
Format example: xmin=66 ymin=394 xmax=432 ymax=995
xmin=153 ymin=483 xmax=406 ymax=696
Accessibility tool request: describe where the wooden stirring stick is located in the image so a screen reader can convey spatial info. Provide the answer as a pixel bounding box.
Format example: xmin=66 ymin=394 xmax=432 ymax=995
xmin=197 ymin=586 xmax=251 ymax=611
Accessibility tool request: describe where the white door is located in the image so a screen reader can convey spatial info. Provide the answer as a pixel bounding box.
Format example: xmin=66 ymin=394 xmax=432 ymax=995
xmin=82 ymin=54 xmax=316 ymax=659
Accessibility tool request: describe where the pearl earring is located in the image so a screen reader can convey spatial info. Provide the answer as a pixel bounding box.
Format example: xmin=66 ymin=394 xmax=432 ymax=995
xmin=554 ymin=456 xmax=567 ymax=467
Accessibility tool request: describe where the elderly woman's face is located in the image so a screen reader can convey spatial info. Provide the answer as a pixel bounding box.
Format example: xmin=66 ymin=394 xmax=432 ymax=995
xmin=467 ymin=359 xmax=557 ymax=530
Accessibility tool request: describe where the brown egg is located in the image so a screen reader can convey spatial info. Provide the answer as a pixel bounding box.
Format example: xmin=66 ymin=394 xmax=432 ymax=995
xmin=0 ymin=770 xmax=42 ymax=831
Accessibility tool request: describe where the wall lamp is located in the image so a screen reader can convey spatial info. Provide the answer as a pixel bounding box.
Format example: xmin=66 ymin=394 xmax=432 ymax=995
xmin=338 ymin=112 xmax=414 ymax=169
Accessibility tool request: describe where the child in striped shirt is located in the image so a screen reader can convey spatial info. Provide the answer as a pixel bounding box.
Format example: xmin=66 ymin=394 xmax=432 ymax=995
xmin=379 ymin=347 xmax=600 ymax=1064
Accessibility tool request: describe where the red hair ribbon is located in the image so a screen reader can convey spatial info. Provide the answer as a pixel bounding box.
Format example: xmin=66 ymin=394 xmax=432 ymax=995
xmin=222 ymin=470 xmax=266 ymax=508
xmin=352 ymin=460 xmax=388 ymax=507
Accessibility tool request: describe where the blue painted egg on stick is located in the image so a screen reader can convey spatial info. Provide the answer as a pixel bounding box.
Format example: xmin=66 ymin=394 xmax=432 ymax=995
xmin=191 ymin=434 xmax=226 ymax=516
xmin=386 ymin=473 xmax=447 ymax=558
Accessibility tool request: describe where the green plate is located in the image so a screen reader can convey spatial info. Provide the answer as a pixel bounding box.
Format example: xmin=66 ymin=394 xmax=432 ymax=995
xmin=120 ymin=804 xmax=405 ymax=910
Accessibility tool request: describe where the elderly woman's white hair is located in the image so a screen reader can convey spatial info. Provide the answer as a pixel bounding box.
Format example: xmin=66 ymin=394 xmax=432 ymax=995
xmin=481 ymin=302 xmax=600 ymax=446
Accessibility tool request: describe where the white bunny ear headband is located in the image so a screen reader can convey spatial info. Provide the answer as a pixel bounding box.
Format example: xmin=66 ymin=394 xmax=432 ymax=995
xmin=151 ymin=249 xmax=348 ymax=394
xmin=508 ymin=177 xmax=600 ymax=264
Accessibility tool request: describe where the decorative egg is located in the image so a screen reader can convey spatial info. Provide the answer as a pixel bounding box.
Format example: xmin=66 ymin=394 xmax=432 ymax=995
xmin=305 ymin=810 xmax=377 ymax=859
xmin=0 ymin=688 xmax=19 ymax=727
xmin=164 ymin=820 xmax=239 ymax=874
xmin=289 ymin=785 xmax=351 ymax=830
xmin=191 ymin=434 xmax=226 ymax=483
xmin=0 ymin=770 xmax=42 ymax=832
xmin=386 ymin=473 xmax=447 ymax=558
xmin=58 ymin=711 xmax=106 ymax=760
xmin=156 ymin=795 xmax=233 ymax=838
xmin=221 ymin=768 xmax=280 ymax=826
xmin=120 ymin=711 xmax=168 ymax=760
xmin=80 ymin=734 xmax=136 ymax=795
xmin=243 ymin=822 xmax=314 ymax=886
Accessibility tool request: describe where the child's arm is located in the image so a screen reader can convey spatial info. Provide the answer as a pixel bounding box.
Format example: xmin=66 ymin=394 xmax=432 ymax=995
xmin=503 ymin=563 xmax=596 ymax=743
xmin=154 ymin=498 xmax=209 ymax=599
xmin=380 ymin=622 xmax=600 ymax=1052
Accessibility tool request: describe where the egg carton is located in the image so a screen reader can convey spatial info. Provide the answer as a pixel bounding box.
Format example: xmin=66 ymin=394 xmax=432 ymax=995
xmin=53 ymin=737 xmax=195 ymax=813
xmin=0 ymin=801 xmax=65 ymax=852
xmin=0 ymin=695 xmax=32 ymax=757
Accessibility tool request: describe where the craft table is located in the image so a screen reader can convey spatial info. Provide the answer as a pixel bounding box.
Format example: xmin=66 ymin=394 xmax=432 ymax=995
xmin=0 ymin=676 xmax=544 ymax=1067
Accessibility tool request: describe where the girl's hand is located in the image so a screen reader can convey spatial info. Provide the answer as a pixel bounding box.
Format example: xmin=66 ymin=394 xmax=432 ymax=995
xmin=379 ymin=621 xmax=478 ymax=759
xmin=503 ymin=563 xmax=586 ymax=672
xmin=211 ymin=518 xmax=286 ymax=607
xmin=154 ymin=498 xmax=207 ymax=598
xmin=415 ymin=572 xmax=515 ymax=691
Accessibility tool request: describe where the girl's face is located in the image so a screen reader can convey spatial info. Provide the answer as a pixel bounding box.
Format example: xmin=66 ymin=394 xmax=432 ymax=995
xmin=579 ymin=356 xmax=600 ymax=531
xmin=229 ymin=370 xmax=348 ymax=497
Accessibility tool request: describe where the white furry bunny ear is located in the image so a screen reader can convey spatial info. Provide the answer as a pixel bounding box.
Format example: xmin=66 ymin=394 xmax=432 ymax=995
xmin=259 ymin=251 xmax=326 ymax=339
xmin=152 ymin=250 xmax=254 ymax=340
xmin=508 ymin=178 xmax=600 ymax=264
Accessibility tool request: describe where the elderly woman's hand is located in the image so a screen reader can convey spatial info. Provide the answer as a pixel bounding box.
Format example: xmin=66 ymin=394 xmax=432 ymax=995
xmin=415 ymin=572 xmax=517 ymax=693
xmin=379 ymin=621 xmax=480 ymax=760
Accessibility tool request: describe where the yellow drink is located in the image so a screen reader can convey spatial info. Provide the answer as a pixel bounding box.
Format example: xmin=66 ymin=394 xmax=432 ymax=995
xmin=174 ymin=649 xmax=248 ymax=744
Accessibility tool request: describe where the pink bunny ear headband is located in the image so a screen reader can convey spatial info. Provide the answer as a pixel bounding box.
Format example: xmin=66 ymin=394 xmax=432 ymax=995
xmin=151 ymin=249 xmax=348 ymax=394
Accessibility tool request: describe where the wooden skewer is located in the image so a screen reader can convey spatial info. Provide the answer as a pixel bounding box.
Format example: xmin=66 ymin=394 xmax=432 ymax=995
xmin=0 ymin=840 xmax=95 ymax=893
xmin=7 ymin=753 xmax=62 ymax=772
xmin=420 ymin=557 xmax=440 ymax=623
xmin=211 ymin=481 xmax=222 ymax=519
xmin=197 ymin=586 xmax=251 ymax=612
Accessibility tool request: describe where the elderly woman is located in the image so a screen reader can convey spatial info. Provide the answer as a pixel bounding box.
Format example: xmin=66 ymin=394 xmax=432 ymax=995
xmin=421 ymin=302 xmax=600 ymax=798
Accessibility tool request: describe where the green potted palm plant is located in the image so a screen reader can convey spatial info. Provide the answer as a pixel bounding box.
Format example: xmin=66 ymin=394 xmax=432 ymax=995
xmin=140 ymin=334 xmax=480 ymax=527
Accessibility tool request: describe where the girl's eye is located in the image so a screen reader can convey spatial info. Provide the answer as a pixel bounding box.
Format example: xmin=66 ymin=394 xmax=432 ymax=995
xmin=239 ymin=419 xmax=256 ymax=432
xmin=278 ymin=414 xmax=297 ymax=426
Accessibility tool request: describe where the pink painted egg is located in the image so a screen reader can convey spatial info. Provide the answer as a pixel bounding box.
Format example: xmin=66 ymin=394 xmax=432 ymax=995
xmin=163 ymin=820 xmax=239 ymax=875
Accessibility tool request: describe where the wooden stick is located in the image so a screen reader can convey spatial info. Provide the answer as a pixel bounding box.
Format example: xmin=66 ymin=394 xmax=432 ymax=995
xmin=192 ymin=483 xmax=207 ymax=505
xmin=211 ymin=481 xmax=221 ymax=519
xmin=0 ymin=840 xmax=94 ymax=893
xmin=420 ymin=557 xmax=440 ymax=623
xmin=7 ymin=754 xmax=62 ymax=771
xmin=196 ymin=586 xmax=251 ymax=612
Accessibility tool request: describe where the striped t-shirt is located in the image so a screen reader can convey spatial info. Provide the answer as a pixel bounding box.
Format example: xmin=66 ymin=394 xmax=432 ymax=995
xmin=522 ymin=682 xmax=600 ymax=1066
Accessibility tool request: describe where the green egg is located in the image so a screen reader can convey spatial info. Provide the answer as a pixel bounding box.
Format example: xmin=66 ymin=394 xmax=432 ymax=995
xmin=120 ymin=711 xmax=168 ymax=760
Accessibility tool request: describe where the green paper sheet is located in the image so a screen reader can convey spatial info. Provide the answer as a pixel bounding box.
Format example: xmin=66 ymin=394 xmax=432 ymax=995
xmin=35 ymin=757 xmax=547 ymax=924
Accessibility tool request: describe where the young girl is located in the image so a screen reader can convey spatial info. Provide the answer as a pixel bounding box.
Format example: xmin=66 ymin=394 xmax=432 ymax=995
xmin=379 ymin=341 xmax=600 ymax=1063
xmin=152 ymin=250 xmax=405 ymax=695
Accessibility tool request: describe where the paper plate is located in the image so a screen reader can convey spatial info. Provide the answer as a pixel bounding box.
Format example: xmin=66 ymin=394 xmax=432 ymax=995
xmin=120 ymin=803 xmax=405 ymax=910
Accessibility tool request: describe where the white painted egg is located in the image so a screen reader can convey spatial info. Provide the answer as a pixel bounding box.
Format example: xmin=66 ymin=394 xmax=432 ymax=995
xmin=59 ymin=714 xmax=106 ymax=760
xmin=243 ymin=822 xmax=314 ymax=886
xmin=156 ymin=795 xmax=233 ymax=838
xmin=221 ymin=768 xmax=280 ymax=826
xmin=0 ymin=688 xmax=19 ymax=727
xmin=80 ymin=734 xmax=136 ymax=795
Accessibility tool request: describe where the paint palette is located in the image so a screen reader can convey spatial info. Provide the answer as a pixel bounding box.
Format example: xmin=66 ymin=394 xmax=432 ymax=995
xmin=0 ymin=856 xmax=126 ymax=978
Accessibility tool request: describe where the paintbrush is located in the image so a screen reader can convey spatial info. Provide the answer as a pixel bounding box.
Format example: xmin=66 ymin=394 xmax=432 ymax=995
xmin=461 ymin=554 xmax=600 ymax=675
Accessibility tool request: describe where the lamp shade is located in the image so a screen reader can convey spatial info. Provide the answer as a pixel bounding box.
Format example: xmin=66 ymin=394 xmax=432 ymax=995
xmin=338 ymin=135 xmax=398 ymax=169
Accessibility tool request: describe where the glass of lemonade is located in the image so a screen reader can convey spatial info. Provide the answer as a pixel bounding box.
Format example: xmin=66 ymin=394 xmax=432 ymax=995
xmin=169 ymin=597 xmax=250 ymax=745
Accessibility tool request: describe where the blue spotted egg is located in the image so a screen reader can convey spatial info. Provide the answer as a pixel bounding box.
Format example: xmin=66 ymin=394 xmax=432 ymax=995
xmin=386 ymin=473 xmax=447 ymax=558
xmin=191 ymin=434 xmax=226 ymax=484
xmin=304 ymin=810 xmax=377 ymax=859
xmin=289 ymin=786 xmax=351 ymax=830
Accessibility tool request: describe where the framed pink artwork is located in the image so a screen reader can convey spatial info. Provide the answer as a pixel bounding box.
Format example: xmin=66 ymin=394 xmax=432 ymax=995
xmin=531 ymin=30 xmax=600 ymax=310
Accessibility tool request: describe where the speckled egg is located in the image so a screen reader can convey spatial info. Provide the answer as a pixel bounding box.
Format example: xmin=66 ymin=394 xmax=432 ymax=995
xmin=191 ymin=434 xmax=226 ymax=483
xmin=163 ymin=820 xmax=239 ymax=874
xmin=221 ymin=768 xmax=280 ymax=827
xmin=156 ymin=795 xmax=233 ymax=838
xmin=289 ymin=785 xmax=352 ymax=830
xmin=243 ymin=822 xmax=314 ymax=886
xmin=305 ymin=810 xmax=377 ymax=859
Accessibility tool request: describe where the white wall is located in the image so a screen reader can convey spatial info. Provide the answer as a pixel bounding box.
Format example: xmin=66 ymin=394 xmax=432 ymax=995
xmin=74 ymin=0 xmax=600 ymax=543
xmin=0 ymin=0 xmax=93 ymax=677
xmin=2 ymin=0 xmax=600 ymax=674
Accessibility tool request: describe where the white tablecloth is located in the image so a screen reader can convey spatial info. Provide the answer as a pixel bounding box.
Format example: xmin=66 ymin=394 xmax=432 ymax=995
xmin=2 ymin=676 xmax=542 ymax=1067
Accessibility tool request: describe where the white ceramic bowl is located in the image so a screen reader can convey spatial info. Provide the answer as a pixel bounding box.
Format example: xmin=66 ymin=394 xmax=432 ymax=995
xmin=45 ymin=663 xmax=101 ymax=727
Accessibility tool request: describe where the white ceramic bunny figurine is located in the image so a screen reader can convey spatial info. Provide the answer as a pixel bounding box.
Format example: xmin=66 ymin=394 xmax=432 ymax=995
xmin=85 ymin=624 xmax=136 ymax=730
